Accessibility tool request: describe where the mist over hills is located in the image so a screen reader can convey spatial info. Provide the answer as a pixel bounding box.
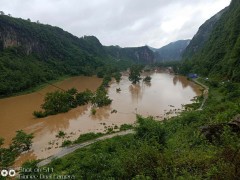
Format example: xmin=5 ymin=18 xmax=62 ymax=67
xmin=153 ymin=40 xmax=191 ymax=62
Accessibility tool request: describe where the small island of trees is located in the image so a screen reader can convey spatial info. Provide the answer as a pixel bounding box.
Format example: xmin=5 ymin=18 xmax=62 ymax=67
xmin=33 ymin=74 xmax=114 ymax=118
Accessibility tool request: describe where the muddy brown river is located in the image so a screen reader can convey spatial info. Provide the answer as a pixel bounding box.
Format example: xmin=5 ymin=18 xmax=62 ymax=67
xmin=0 ymin=71 xmax=201 ymax=166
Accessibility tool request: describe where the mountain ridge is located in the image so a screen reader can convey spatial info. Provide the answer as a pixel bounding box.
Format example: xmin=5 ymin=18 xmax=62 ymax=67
xmin=0 ymin=15 xmax=154 ymax=96
xmin=181 ymin=0 xmax=240 ymax=81
xmin=183 ymin=7 xmax=228 ymax=58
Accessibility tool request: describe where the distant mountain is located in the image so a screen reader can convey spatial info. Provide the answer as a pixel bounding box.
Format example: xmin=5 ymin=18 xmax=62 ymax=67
xmin=181 ymin=0 xmax=240 ymax=81
xmin=0 ymin=15 xmax=154 ymax=96
xmin=105 ymin=45 xmax=155 ymax=64
xmin=153 ymin=40 xmax=191 ymax=62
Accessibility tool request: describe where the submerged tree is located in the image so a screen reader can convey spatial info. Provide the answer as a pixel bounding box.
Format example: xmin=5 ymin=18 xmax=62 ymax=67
xmin=76 ymin=89 xmax=93 ymax=106
xmin=113 ymin=72 xmax=122 ymax=83
xmin=143 ymin=76 xmax=151 ymax=83
xmin=41 ymin=90 xmax=75 ymax=115
xmin=129 ymin=65 xmax=142 ymax=84
xmin=91 ymin=86 xmax=112 ymax=107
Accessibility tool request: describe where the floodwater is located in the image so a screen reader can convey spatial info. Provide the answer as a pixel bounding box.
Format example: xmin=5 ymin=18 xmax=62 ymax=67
xmin=0 ymin=71 xmax=202 ymax=166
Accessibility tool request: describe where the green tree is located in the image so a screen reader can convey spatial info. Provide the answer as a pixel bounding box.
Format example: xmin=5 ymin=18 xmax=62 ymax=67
xmin=91 ymin=87 xmax=112 ymax=107
xmin=42 ymin=90 xmax=74 ymax=115
xmin=76 ymin=89 xmax=93 ymax=106
xmin=129 ymin=65 xmax=142 ymax=84
xmin=102 ymin=75 xmax=112 ymax=87
xmin=66 ymin=88 xmax=78 ymax=96
xmin=11 ymin=130 xmax=34 ymax=152
xmin=114 ymin=72 xmax=122 ymax=83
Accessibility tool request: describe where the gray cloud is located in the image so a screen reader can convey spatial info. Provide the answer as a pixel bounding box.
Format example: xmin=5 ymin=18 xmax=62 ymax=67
xmin=1 ymin=0 xmax=231 ymax=48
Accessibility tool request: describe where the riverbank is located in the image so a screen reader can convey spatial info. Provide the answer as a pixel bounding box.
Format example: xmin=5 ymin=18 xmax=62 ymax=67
xmin=0 ymin=75 xmax=71 ymax=99
xmin=192 ymin=78 xmax=209 ymax=110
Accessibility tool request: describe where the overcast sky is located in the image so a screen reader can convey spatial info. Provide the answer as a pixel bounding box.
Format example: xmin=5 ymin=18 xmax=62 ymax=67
xmin=1 ymin=0 xmax=231 ymax=48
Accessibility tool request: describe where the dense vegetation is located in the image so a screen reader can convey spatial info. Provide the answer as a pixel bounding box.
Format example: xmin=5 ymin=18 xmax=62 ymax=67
xmin=33 ymin=69 xmax=116 ymax=118
xmin=0 ymin=14 xmax=108 ymax=96
xmin=181 ymin=0 xmax=240 ymax=82
xmin=0 ymin=130 xmax=33 ymax=168
xmin=0 ymin=14 xmax=156 ymax=97
xmin=21 ymin=79 xmax=240 ymax=179
xmin=34 ymin=85 xmax=112 ymax=118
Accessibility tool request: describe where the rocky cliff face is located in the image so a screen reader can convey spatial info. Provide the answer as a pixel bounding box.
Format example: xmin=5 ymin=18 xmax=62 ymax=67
xmin=0 ymin=15 xmax=154 ymax=64
xmin=0 ymin=14 xmax=156 ymax=96
xmin=181 ymin=0 xmax=240 ymax=81
xmin=183 ymin=7 xmax=228 ymax=58
xmin=132 ymin=46 xmax=155 ymax=64
xmin=105 ymin=45 xmax=155 ymax=64
xmin=0 ymin=20 xmax=45 ymax=55
xmin=0 ymin=15 xmax=107 ymax=60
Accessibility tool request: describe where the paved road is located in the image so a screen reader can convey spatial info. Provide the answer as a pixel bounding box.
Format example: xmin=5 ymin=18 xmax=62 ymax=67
xmin=37 ymin=130 xmax=134 ymax=167
xmin=193 ymin=79 xmax=209 ymax=110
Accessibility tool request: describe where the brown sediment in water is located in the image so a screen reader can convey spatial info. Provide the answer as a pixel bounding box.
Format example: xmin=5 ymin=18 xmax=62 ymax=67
xmin=0 ymin=72 xmax=201 ymax=166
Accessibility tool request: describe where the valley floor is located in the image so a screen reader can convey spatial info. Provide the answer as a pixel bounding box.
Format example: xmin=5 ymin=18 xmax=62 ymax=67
xmin=19 ymin=79 xmax=240 ymax=179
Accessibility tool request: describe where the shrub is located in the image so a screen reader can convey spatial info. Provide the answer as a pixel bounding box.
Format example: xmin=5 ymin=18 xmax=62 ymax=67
xmin=74 ymin=132 xmax=103 ymax=144
xmin=135 ymin=116 xmax=166 ymax=145
xmin=33 ymin=111 xmax=46 ymax=118
xmin=56 ymin=131 xmax=66 ymax=138
xmin=61 ymin=140 xmax=72 ymax=147
xmin=91 ymin=107 xmax=97 ymax=115
xmin=120 ymin=124 xmax=133 ymax=131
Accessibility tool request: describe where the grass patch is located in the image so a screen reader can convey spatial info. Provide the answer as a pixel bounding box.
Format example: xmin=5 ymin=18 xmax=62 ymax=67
xmin=120 ymin=124 xmax=134 ymax=131
xmin=73 ymin=132 xmax=104 ymax=144
xmin=61 ymin=140 xmax=72 ymax=147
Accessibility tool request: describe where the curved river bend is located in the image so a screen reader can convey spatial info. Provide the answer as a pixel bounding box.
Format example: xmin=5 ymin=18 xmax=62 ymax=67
xmin=0 ymin=71 xmax=201 ymax=165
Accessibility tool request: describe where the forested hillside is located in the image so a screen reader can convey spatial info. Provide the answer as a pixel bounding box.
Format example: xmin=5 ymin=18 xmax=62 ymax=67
xmin=181 ymin=0 xmax=240 ymax=81
xmin=183 ymin=8 xmax=227 ymax=58
xmin=0 ymin=15 xmax=154 ymax=97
